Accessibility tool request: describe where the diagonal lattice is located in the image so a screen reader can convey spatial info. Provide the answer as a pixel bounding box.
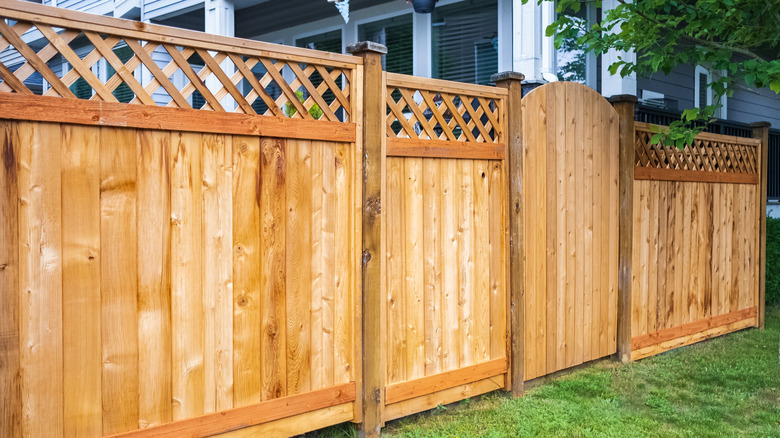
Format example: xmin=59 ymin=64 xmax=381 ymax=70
xmin=634 ymin=123 xmax=759 ymax=175
xmin=0 ymin=12 xmax=355 ymax=122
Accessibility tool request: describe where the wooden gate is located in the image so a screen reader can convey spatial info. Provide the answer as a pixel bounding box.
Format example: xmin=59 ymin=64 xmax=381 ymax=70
xmin=522 ymin=82 xmax=620 ymax=380
xmin=381 ymin=73 xmax=510 ymax=421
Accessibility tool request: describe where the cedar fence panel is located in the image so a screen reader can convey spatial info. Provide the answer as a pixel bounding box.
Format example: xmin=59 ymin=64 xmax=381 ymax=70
xmin=629 ymin=122 xmax=761 ymax=360
xmin=381 ymin=72 xmax=510 ymax=422
xmin=521 ymin=82 xmax=620 ymax=380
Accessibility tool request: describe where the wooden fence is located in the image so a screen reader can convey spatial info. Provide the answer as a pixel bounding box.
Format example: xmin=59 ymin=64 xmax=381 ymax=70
xmin=381 ymin=73 xmax=509 ymax=422
xmin=521 ymin=82 xmax=619 ymax=381
xmin=0 ymin=2 xmax=362 ymax=437
xmin=628 ymin=122 xmax=763 ymax=360
xmin=0 ymin=2 xmax=770 ymax=437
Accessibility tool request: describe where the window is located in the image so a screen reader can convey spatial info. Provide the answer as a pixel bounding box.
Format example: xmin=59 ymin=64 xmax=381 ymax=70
xmin=295 ymin=29 xmax=342 ymax=53
xmin=432 ymin=0 xmax=498 ymax=85
xmin=107 ymin=45 xmax=134 ymax=103
xmin=554 ymin=2 xmax=598 ymax=89
xmin=358 ymin=14 xmax=413 ymax=75
xmin=694 ymin=65 xmax=727 ymax=118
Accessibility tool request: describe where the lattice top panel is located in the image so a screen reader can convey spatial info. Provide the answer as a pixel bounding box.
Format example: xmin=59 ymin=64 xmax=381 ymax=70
xmin=635 ymin=122 xmax=761 ymax=174
xmin=385 ymin=72 xmax=506 ymax=143
xmin=0 ymin=1 xmax=359 ymax=122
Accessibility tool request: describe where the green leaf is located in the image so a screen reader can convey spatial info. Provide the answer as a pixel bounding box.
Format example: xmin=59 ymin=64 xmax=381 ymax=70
xmin=682 ymin=109 xmax=699 ymax=122
xmin=771 ymin=79 xmax=780 ymax=94
xmin=650 ymin=133 xmax=664 ymax=144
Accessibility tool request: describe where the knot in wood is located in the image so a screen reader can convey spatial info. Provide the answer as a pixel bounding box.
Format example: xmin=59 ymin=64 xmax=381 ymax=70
xmin=365 ymin=196 xmax=381 ymax=216
xmin=362 ymin=249 xmax=372 ymax=264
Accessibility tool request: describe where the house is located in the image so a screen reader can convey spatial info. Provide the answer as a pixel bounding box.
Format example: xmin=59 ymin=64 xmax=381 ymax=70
xmin=11 ymin=0 xmax=780 ymax=211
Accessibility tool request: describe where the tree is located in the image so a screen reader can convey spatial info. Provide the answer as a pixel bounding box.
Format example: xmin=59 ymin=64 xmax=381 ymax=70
xmin=542 ymin=0 xmax=780 ymax=148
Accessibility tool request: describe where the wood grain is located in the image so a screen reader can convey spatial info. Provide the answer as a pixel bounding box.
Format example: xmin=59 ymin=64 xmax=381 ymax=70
xmin=61 ymin=124 xmax=102 ymax=437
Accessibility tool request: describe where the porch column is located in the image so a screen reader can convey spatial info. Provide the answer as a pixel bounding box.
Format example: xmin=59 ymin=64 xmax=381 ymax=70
xmin=600 ymin=0 xmax=637 ymax=98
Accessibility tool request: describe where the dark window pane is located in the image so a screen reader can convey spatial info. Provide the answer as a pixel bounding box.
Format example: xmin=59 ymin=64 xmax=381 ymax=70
xmin=432 ymin=0 xmax=498 ymax=85
xmin=358 ymin=14 xmax=413 ymax=75
xmin=296 ymin=29 xmax=342 ymax=53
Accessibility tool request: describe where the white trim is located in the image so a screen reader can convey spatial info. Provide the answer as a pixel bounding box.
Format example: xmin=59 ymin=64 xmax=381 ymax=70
xmin=694 ymin=65 xmax=727 ymax=119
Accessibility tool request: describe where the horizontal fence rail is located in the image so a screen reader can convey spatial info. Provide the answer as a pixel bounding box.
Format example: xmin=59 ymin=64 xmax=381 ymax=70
xmin=385 ymin=72 xmax=507 ymax=159
xmin=634 ymin=121 xmax=761 ymax=184
xmin=0 ymin=1 xmax=358 ymax=122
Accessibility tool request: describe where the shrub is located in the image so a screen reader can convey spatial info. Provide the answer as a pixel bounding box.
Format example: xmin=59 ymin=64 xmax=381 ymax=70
xmin=283 ymin=90 xmax=323 ymax=119
xmin=766 ymin=216 xmax=780 ymax=305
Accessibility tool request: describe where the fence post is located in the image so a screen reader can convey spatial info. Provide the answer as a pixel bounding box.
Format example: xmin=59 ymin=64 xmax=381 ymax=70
xmin=752 ymin=121 xmax=770 ymax=330
xmin=346 ymin=41 xmax=387 ymax=438
xmin=492 ymin=71 xmax=525 ymax=396
xmin=610 ymin=95 xmax=637 ymax=363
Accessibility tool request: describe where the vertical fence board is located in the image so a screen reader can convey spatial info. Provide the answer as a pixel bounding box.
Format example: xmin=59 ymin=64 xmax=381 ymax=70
xmin=232 ymin=135 xmax=262 ymax=405
xmin=441 ymin=159 xmax=460 ymax=372
xmin=0 ymin=120 xmax=20 ymax=438
xmin=61 ymin=124 xmax=102 ymax=438
xmin=404 ymin=158 xmax=425 ymax=380
xmin=286 ymin=139 xmax=313 ymax=395
xmin=489 ymin=161 xmax=506 ymax=361
xmin=260 ymin=137 xmax=287 ymax=399
xmin=311 ymin=141 xmax=325 ymax=391
xmin=573 ymin=85 xmax=585 ymax=367
xmin=474 ymin=160 xmax=491 ymax=364
xmin=423 ymin=159 xmax=443 ymax=375
xmin=203 ymin=134 xmax=234 ymax=410
xmin=169 ymin=131 xmax=204 ymax=420
xmin=18 ymin=121 xmax=64 ymax=438
xmin=137 ymin=129 xmax=173 ymax=427
xmin=334 ymin=143 xmax=352 ymax=385
xmin=386 ymin=157 xmax=406 ymax=384
xmin=101 ymin=126 xmax=140 ymax=434
xmin=458 ymin=159 xmax=475 ymax=368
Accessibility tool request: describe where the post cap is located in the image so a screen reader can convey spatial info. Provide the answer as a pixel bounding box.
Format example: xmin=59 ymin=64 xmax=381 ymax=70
xmin=346 ymin=41 xmax=388 ymax=55
xmin=608 ymin=94 xmax=639 ymax=104
xmin=750 ymin=121 xmax=772 ymax=128
xmin=491 ymin=71 xmax=525 ymax=83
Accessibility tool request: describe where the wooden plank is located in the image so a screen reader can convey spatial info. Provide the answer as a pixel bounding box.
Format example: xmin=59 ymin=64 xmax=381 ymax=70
xmin=107 ymin=384 xmax=355 ymax=438
xmin=638 ymin=182 xmax=650 ymax=338
xmin=232 ymin=135 xmax=262 ymax=405
xmin=458 ymin=159 xmax=476 ymax=368
xmin=701 ymin=183 xmax=713 ymax=320
xmin=310 ymin=142 xmax=325 ymax=390
xmin=613 ymin=97 xmax=635 ymax=362
xmin=320 ymin=141 xmax=336 ymax=390
xmin=632 ymin=307 xmax=756 ymax=350
xmin=202 ymin=134 xmax=234 ymax=411
xmin=634 ymin=167 xmax=758 ymax=184
xmin=542 ymin=85 xmax=557 ymax=375
xmin=18 ymin=122 xmax=64 ymax=437
xmin=564 ymin=85 xmax=576 ymax=368
xmin=286 ymin=139 xmax=313 ymax=395
xmin=385 ymin=72 xmax=507 ymax=99
xmin=383 ymin=375 xmax=504 ymax=423
xmin=100 ymin=127 xmax=140 ymax=434
xmin=0 ymin=121 xmax=21 ymax=438
xmin=474 ymin=159 xmax=491 ymax=364
xmin=690 ymin=183 xmax=701 ymax=322
xmin=582 ymin=90 xmax=594 ymax=363
xmin=404 ymin=157 xmax=425 ymax=380
xmin=631 ymin=310 xmax=757 ymax=361
xmin=214 ymin=403 xmax=354 ymax=438
xmin=573 ymin=85 xmax=585 ymax=366
xmin=333 ymin=143 xmax=353 ymax=385
xmin=61 ymin=124 xmax=102 ymax=438
xmin=592 ymin=91 xmax=604 ymax=364
xmin=258 ymin=138 xmax=287 ymax=399
xmin=386 ymin=157 xmax=406 ymax=384
xmin=137 ymin=129 xmax=173 ymax=427
xmin=386 ymin=137 xmax=505 ymax=160
xmin=489 ymin=160 xmax=506 ymax=361
xmin=607 ymin=102 xmax=619 ymax=356
xmin=0 ymin=93 xmax=357 ymax=143
xmin=384 ymin=358 xmax=507 ymax=405
xmin=555 ymin=85 xmax=567 ymax=372
xmin=656 ymin=182 xmax=669 ymax=331
xmin=348 ymin=45 xmax=384 ymax=437
xmin=423 ymin=158 xmax=443 ymax=375
xmin=169 ymin=132 xmax=205 ymax=420
xmin=753 ymin=122 xmax=769 ymax=328
xmin=648 ymin=181 xmax=659 ymax=335
xmin=666 ymin=182 xmax=678 ymax=329
xmin=441 ymin=159 xmax=460 ymax=372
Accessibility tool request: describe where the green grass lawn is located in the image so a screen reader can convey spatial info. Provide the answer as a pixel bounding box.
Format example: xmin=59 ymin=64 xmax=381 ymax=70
xmin=317 ymin=306 xmax=780 ymax=437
